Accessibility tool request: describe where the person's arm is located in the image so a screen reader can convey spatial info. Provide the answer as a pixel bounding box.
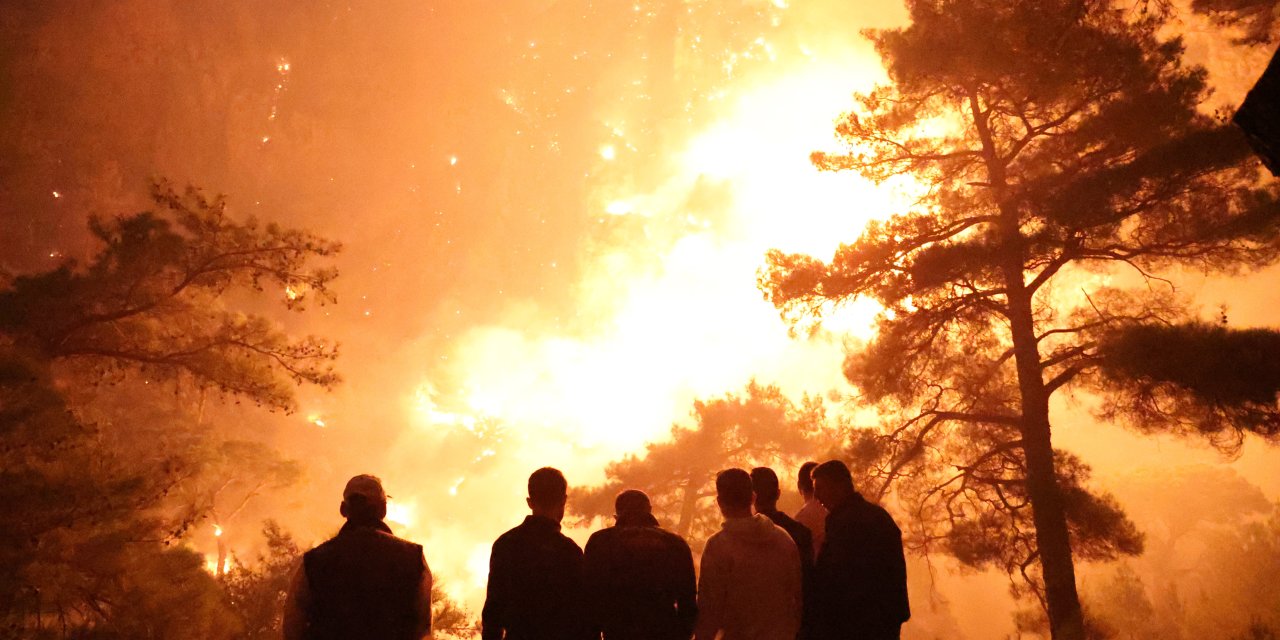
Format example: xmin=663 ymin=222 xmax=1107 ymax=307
xmin=809 ymin=509 xmax=826 ymax=561
xmin=480 ymin=541 xmax=508 ymax=640
xmin=281 ymin=560 xmax=309 ymax=640
xmin=673 ymin=538 xmax=699 ymax=639
xmin=782 ymin=538 xmax=803 ymax=637
xmin=582 ymin=535 xmax=606 ymax=639
xmin=694 ymin=539 xmax=727 ymax=640
xmin=414 ymin=552 xmax=433 ymax=639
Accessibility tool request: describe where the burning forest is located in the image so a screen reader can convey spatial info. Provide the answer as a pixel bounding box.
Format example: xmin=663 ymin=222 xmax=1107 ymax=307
xmin=3 ymin=0 xmax=1280 ymax=638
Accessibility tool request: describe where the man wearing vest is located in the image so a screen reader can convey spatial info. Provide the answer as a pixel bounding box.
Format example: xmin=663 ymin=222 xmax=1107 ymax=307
xmin=283 ymin=474 xmax=433 ymax=640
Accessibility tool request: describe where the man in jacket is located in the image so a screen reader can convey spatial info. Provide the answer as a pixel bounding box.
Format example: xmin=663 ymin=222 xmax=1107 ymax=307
xmin=695 ymin=468 xmax=802 ymax=640
xmin=751 ymin=467 xmax=815 ymax=639
xmin=482 ymin=467 xmax=588 ymax=640
xmin=283 ymin=474 xmax=432 ymax=640
xmin=793 ymin=461 xmax=826 ymax=559
xmin=584 ymin=489 xmax=697 ymax=640
xmin=810 ymin=460 xmax=909 ymax=640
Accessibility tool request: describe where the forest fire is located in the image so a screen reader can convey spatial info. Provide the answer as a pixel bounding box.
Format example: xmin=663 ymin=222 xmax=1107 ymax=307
xmin=2 ymin=1 xmax=1279 ymax=639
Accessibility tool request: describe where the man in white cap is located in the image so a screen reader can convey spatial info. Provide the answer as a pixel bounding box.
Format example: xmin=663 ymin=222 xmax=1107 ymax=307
xmin=283 ymin=474 xmax=433 ymax=640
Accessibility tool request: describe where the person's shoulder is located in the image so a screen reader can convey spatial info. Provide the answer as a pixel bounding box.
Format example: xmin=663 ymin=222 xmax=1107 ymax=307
xmin=492 ymin=521 xmax=528 ymax=549
xmin=379 ymin=530 xmax=424 ymax=553
xmin=585 ymin=526 xmax=615 ymax=547
xmin=556 ymin=529 xmax=583 ymax=554
xmin=703 ymin=528 xmax=729 ymax=551
xmin=868 ymin=502 xmax=902 ymax=532
xmin=769 ymin=521 xmax=798 ymax=545
xmin=654 ymin=526 xmax=691 ymax=549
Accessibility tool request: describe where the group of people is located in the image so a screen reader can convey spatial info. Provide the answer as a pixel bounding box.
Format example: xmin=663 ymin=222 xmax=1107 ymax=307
xmin=283 ymin=460 xmax=909 ymax=640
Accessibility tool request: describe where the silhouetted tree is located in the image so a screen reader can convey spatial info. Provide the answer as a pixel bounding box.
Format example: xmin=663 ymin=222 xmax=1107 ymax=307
xmin=0 ymin=183 xmax=341 ymax=636
xmin=1191 ymin=0 xmax=1280 ymax=45
xmin=0 ymin=180 xmax=340 ymax=412
xmin=759 ymin=1 xmax=1280 ymax=637
xmin=571 ymin=382 xmax=832 ymax=545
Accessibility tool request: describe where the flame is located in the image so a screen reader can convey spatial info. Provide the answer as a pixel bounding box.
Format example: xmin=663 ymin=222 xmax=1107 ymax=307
xmin=385 ymin=498 xmax=417 ymax=531
xmin=398 ymin=16 xmax=913 ymax=614
xmin=213 ymin=524 xmax=223 ymax=537
xmin=416 ymin=61 xmax=900 ymax=456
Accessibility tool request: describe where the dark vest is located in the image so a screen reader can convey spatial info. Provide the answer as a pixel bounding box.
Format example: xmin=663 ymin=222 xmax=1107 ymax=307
xmin=302 ymin=521 xmax=425 ymax=640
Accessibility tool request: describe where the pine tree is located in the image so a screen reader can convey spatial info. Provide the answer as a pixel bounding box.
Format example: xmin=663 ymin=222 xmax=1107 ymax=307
xmin=759 ymin=1 xmax=1280 ymax=636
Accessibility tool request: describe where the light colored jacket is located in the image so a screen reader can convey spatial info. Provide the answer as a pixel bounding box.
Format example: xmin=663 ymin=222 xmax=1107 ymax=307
xmin=794 ymin=498 xmax=828 ymax=560
xmin=695 ymin=513 xmax=802 ymax=640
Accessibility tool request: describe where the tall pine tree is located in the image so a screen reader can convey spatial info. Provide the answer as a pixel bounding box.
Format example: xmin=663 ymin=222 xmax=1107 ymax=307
xmin=760 ymin=1 xmax=1280 ymax=637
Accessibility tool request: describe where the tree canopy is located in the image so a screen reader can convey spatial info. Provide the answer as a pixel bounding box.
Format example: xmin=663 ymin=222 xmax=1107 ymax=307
xmin=759 ymin=1 xmax=1280 ymax=637
xmin=571 ymin=382 xmax=833 ymax=545
xmin=0 ymin=183 xmax=342 ymax=637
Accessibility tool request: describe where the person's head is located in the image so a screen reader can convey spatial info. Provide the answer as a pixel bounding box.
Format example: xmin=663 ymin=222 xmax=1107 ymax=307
xmin=798 ymin=461 xmax=819 ymax=499
xmin=614 ymin=489 xmax=652 ymax=525
xmin=750 ymin=467 xmax=781 ymax=513
xmin=527 ymin=467 xmax=568 ymax=523
xmin=811 ymin=460 xmax=855 ymax=510
xmin=340 ymin=474 xmax=388 ymax=525
xmin=715 ymin=468 xmax=754 ymax=519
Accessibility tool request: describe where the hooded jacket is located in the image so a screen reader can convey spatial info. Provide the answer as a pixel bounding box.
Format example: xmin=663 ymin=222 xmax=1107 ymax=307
xmin=695 ymin=513 xmax=802 ymax=640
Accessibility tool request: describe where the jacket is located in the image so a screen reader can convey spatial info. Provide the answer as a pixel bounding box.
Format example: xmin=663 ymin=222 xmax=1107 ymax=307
xmin=695 ymin=513 xmax=802 ymax=640
xmin=811 ymin=494 xmax=909 ymax=640
xmin=584 ymin=513 xmax=697 ymax=640
xmin=482 ymin=515 xmax=589 ymax=640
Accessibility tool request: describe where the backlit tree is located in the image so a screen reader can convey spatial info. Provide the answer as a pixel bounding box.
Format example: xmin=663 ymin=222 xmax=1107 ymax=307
xmin=571 ymin=382 xmax=832 ymax=546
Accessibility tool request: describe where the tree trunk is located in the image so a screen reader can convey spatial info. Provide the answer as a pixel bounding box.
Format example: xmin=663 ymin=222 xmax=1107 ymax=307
xmin=974 ymin=86 xmax=1087 ymax=640
xmin=676 ymin=474 xmax=700 ymax=537
xmin=1005 ymin=282 xmax=1085 ymax=640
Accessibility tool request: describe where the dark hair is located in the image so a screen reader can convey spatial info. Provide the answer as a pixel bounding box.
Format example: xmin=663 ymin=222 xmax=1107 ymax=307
xmin=798 ymin=461 xmax=819 ymax=494
xmin=343 ymin=493 xmax=386 ymax=524
xmin=716 ymin=468 xmax=754 ymax=510
xmin=614 ymin=489 xmax=651 ymax=516
xmin=750 ymin=467 xmax=780 ymax=501
xmin=812 ymin=460 xmax=854 ymax=489
xmin=528 ymin=467 xmax=568 ymax=507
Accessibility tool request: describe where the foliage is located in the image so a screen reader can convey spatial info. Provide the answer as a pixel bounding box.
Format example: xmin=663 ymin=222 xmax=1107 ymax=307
xmin=571 ymin=381 xmax=833 ymax=545
xmin=1096 ymin=322 xmax=1280 ymax=450
xmin=0 ymin=183 xmax=341 ymax=637
xmin=758 ymin=0 xmax=1280 ymax=636
xmin=0 ymin=181 xmax=341 ymax=412
xmin=223 ymin=521 xmax=301 ymax=639
xmin=1191 ymin=0 xmax=1280 ymax=45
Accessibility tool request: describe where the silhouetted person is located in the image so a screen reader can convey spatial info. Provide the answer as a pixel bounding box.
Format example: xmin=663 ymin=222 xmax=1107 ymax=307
xmin=584 ymin=489 xmax=697 ymax=640
xmin=482 ymin=467 xmax=588 ymax=640
xmin=751 ymin=467 xmax=814 ymax=640
xmin=695 ymin=469 xmax=801 ymax=640
xmin=810 ymin=461 xmax=909 ymax=640
xmin=283 ymin=474 xmax=432 ymax=640
xmin=793 ymin=461 xmax=827 ymax=559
